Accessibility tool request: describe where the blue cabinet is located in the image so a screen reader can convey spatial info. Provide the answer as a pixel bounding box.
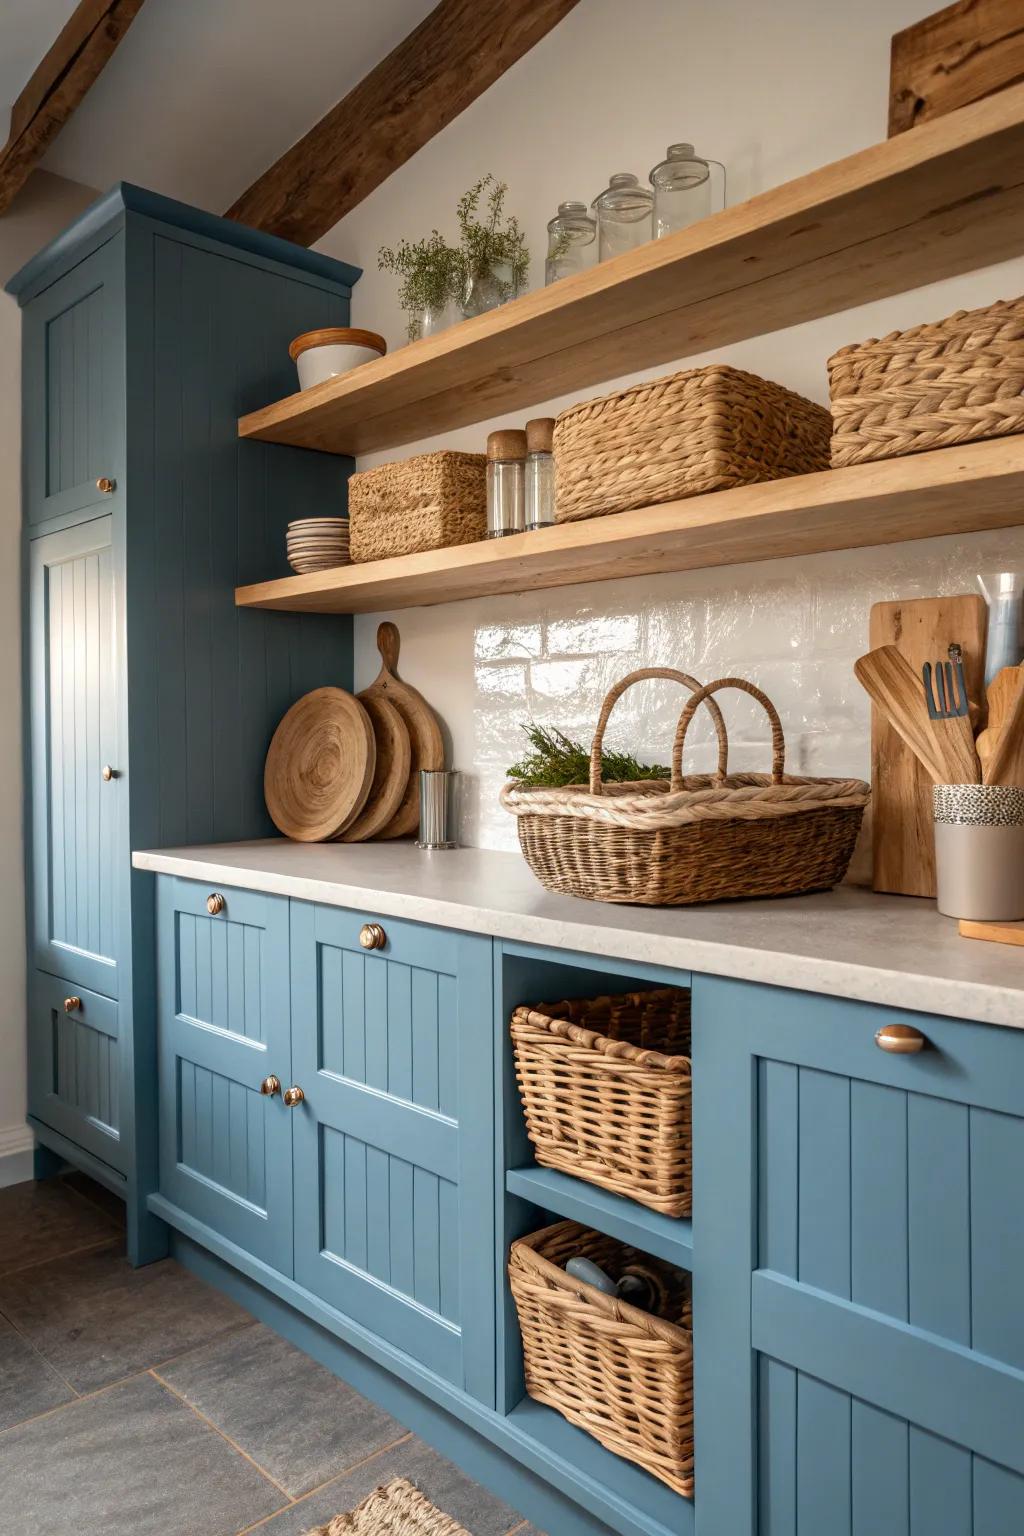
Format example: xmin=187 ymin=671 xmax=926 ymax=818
xmin=157 ymin=877 xmax=293 ymax=1271
xmin=11 ymin=185 xmax=361 ymax=1260
xmin=692 ymin=977 xmax=1024 ymax=1536
xmin=290 ymin=903 xmax=495 ymax=1403
xmin=28 ymin=971 xmax=121 ymax=1171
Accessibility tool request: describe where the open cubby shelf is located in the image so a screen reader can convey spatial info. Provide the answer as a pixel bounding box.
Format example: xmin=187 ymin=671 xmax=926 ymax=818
xmin=506 ymin=1165 xmax=694 ymax=1269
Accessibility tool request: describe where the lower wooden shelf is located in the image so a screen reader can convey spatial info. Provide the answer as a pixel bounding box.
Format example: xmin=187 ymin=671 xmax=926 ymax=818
xmin=506 ymin=1165 xmax=693 ymax=1268
xmin=235 ymin=437 xmax=1024 ymax=614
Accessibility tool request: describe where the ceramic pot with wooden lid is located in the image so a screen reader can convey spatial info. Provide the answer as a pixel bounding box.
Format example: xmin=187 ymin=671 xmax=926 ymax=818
xmin=289 ymin=328 xmax=387 ymax=390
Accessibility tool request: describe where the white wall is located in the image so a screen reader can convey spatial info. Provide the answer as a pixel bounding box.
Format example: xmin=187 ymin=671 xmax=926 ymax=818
xmin=316 ymin=0 xmax=1024 ymax=853
xmin=0 ymin=170 xmax=99 ymax=1186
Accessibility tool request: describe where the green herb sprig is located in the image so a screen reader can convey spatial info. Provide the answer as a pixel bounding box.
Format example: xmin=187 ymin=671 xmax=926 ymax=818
xmin=456 ymin=175 xmax=529 ymax=301
xmin=377 ymin=230 xmax=465 ymax=340
xmin=506 ymin=724 xmax=670 ymax=789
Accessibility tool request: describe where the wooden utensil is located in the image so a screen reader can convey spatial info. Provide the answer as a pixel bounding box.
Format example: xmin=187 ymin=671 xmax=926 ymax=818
xmin=264 ymin=687 xmax=375 ymax=841
xmin=359 ymin=622 xmax=444 ymax=839
xmin=977 ymin=664 xmax=1024 ymax=777
xmin=338 ymin=694 xmax=412 ymax=842
xmin=854 ymin=646 xmax=948 ymax=783
xmin=868 ymin=595 xmax=987 ymax=897
xmin=984 ymin=676 xmax=1024 ymax=787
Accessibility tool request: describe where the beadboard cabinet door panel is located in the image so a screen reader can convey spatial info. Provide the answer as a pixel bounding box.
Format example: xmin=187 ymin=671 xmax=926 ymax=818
xmin=157 ymin=878 xmax=293 ymax=1272
xmin=693 ymin=976 xmax=1024 ymax=1536
xmin=30 ymin=517 xmax=122 ymax=999
xmin=28 ymin=971 xmax=122 ymax=1172
xmin=23 ymin=236 xmax=123 ymax=528
xmin=290 ymin=902 xmax=495 ymax=1405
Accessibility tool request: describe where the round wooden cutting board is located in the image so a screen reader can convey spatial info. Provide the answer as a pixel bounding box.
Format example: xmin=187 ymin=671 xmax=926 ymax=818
xmin=264 ymin=687 xmax=375 ymax=841
xmin=359 ymin=622 xmax=444 ymax=840
xmin=338 ymin=694 xmax=412 ymax=843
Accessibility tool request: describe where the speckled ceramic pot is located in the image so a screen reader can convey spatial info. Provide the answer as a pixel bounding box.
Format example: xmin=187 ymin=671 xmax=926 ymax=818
xmin=933 ymin=784 xmax=1024 ymax=920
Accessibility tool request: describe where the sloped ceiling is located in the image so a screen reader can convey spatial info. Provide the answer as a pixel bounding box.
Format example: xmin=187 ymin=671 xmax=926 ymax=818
xmin=2 ymin=0 xmax=437 ymax=212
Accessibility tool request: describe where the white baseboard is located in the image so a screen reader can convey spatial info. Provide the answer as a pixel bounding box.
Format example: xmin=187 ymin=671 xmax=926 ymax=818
xmin=0 ymin=1123 xmax=35 ymax=1189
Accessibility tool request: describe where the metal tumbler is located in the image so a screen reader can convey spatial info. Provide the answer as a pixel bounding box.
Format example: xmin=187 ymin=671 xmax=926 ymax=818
xmin=417 ymin=770 xmax=459 ymax=850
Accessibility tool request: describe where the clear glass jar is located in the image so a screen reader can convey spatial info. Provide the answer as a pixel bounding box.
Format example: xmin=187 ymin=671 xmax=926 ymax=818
xmin=544 ymin=201 xmax=597 ymax=285
xmin=524 ymin=418 xmax=555 ymax=530
xmin=649 ymin=143 xmax=726 ymax=238
xmin=591 ymin=173 xmax=654 ymax=262
xmin=462 ymin=261 xmax=521 ymax=320
xmin=486 ymin=430 xmax=527 ymax=537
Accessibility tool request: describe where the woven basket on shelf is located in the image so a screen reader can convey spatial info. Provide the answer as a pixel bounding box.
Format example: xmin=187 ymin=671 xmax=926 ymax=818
xmin=511 ymin=986 xmax=692 ymax=1216
xmin=828 ymin=294 xmax=1024 ymax=468
xmin=552 ymin=364 xmax=831 ymax=523
xmin=508 ymin=1220 xmax=694 ymax=1496
xmin=501 ymin=667 xmax=869 ymax=906
xmin=348 ymin=451 xmax=486 ymax=563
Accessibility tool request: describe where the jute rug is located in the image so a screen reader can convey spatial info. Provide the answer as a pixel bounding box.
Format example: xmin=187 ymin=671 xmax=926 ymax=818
xmin=302 ymin=1477 xmax=473 ymax=1536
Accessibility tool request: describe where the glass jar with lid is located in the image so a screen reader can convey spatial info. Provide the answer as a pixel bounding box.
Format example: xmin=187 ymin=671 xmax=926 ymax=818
xmin=591 ymin=173 xmax=654 ymax=262
xmin=544 ymin=201 xmax=597 ymax=285
xmin=649 ymin=143 xmax=726 ymax=238
xmin=486 ymin=430 xmax=527 ymax=537
xmin=524 ymin=418 xmax=555 ymax=530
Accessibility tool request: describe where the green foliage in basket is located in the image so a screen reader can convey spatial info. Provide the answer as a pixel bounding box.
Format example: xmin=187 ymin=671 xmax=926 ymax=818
xmin=377 ymin=230 xmax=465 ymax=340
xmin=456 ymin=174 xmax=530 ymax=300
xmin=506 ymin=724 xmax=670 ymax=789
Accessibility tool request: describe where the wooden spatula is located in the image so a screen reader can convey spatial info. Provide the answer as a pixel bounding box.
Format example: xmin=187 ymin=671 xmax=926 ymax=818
xmin=984 ymin=677 xmax=1024 ymax=786
xmin=854 ymin=646 xmax=980 ymax=784
xmin=977 ymin=664 xmax=1024 ymax=778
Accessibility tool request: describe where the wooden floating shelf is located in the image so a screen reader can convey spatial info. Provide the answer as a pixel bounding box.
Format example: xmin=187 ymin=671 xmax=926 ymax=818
xmin=235 ymin=438 xmax=1024 ymax=613
xmin=238 ymin=86 xmax=1024 ymax=457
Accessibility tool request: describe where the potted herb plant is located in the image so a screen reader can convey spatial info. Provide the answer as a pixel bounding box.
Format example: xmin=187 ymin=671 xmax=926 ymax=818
xmin=377 ymin=230 xmax=465 ymax=341
xmin=457 ymin=174 xmax=530 ymax=319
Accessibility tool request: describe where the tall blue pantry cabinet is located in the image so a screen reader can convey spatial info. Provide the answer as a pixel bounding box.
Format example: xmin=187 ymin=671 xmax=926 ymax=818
xmin=8 ymin=184 xmax=361 ymax=1263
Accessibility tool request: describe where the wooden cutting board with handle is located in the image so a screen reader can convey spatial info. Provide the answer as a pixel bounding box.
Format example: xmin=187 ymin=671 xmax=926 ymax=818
xmin=265 ymin=687 xmax=375 ymax=842
xmin=338 ymin=694 xmax=411 ymax=842
xmin=359 ymin=622 xmax=444 ymax=839
xmin=869 ymin=594 xmax=987 ymax=897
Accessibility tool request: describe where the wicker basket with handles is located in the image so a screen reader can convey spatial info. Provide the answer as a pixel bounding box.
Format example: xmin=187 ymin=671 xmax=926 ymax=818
xmin=552 ymin=364 xmax=831 ymax=523
xmin=501 ymin=668 xmax=869 ymax=905
xmin=828 ymin=295 xmax=1024 ymax=468
xmin=508 ymin=1220 xmax=694 ymax=1496
xmin=511 ymin=985 xmax=692 ymax=1216
xmin=348 ymin=450 xmax=486 ymax=563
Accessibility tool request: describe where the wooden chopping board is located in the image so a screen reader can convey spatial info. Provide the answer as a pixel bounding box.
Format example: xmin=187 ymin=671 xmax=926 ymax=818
xmin=338 ymin=694 xmax=412 ymax=843
xmin=869 ymin=594 xmax=987 ymax=897
xmin=359 ymin=622 xmax=444 ymax=840
xmin=265 ymin=687 xmax=375 ymax=841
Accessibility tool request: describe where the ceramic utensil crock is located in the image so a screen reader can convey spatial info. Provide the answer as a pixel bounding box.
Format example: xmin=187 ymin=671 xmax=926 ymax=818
xmin=933 ymin=783 xmax=1024 ymax=920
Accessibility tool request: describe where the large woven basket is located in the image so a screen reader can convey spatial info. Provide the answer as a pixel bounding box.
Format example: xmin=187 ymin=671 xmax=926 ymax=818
xmin=501 ymin=668 xmax=869 ymax=905
xmin=553 ymin=364 xmax=831 ymax=523
xmin=828 ymin=295 xmax=1024 ymax=467
xmin=511 ymin=987 xmax=692 ymax=1216
xmin=509 ymin=1220 xmax=694 ymax=1495
xmin=348 ymin=451 xmax=486 ymax=562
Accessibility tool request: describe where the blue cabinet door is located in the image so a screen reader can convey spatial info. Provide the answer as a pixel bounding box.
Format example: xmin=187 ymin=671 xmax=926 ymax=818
xmin=692 ymin=978 xmax=1024 ymax=1536
xmin=23 ymin=235 xmax=123 ymax=528
xmin=290 ymin=903 xmax=495 ymax=1405
xmin=28 ymin=970 xmax=123 ymax=1172
xmin=30 ymin=516 xmax=122 ymax=998
xmin=157 ymin=877 xmax=293 ymax=1272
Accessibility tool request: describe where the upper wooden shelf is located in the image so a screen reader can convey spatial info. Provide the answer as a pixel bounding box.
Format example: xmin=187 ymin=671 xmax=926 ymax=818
xmin=238 ymin=86 xmax=1024 ymax=457
xmin=235 ymin=437 xmax=1024 ymax=613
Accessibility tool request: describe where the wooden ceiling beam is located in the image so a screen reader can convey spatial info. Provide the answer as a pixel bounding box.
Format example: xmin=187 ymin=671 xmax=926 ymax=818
xmin=0 ymin=0 xmax=146 ymax=215
xmin=225 ymin=0 xmax=581 ymax=246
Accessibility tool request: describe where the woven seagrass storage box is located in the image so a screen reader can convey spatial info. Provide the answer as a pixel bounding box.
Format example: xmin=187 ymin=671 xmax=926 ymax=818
xmin=348 ymin=450 xmax=486 ymax=562
xmin=552 ymin=364 xmax=831 ymax=523
xmin=511 ymin=987 xmax=692 ymax=1216
xmin=501 ymin=667 xmax=870 ymax=906
xmin=828 ymin=295 xmax=1024 ymax=468
xmin=509 ymin=1220 xmax=694 ymax=1495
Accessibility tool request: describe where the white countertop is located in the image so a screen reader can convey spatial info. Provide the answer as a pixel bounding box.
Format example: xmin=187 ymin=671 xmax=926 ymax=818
xmin=131 ymin=840 xmax=1024 ymax=1029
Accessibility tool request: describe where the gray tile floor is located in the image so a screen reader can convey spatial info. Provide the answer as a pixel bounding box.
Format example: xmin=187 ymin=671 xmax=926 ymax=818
xmin=0 ymin=1174 xmax=543 ymax=1536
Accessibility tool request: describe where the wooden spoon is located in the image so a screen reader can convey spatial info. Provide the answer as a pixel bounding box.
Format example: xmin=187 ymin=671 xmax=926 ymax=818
xmin=854 ymin=645 xmax=980 ymax=785
xmin=977 ymin=664 xmax=1024 ymax=779
xmin=984 ymin=677 xmax=1024 ymax=787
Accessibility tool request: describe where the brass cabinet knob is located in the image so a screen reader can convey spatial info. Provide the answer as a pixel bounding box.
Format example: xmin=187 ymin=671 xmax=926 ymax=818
xmin=101 ymin=765 xmax=116 ymax=782
xmin=874 ymin=1023 xmax=926 ymax=1054
xmin=359 ymin=922 xmax=386 ymax=951
xmin=282 ymin=1085 xmax=305 ymax=1108
xmin=259 ymin=1074 xmax=281 ymax=1097
xmin=206 ymin=893 xmax=226 ymax=915
xmin=63 ymin=996 xmax=82 ymax=1014
xmin=96 ymin=477 xmax=116 ymax=494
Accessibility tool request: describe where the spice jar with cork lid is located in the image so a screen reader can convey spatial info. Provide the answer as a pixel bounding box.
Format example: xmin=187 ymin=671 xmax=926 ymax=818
xmin=524 ymin=417 xmax=555 ymax=530
xmin=486 ymin=429 xmax=527 ymax=537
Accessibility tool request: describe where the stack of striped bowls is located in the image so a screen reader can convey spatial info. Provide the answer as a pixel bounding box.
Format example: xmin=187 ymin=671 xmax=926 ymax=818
xmin=286 ymin=518 xmax=351 ymax=574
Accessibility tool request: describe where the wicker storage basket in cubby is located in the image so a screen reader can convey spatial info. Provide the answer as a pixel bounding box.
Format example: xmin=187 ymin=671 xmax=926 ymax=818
xmin=348 ymin=450 xmax=486 ymax=562
xmin=508 ymin=1220 xmax=694 ymax=1496
xmin=552 ymin=363 xmax=831 ymax=523
xmin=511 ymin=986 xmax=692 ymax=1216
xmin=828 ymin=295 xmax=1024 ymax=468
